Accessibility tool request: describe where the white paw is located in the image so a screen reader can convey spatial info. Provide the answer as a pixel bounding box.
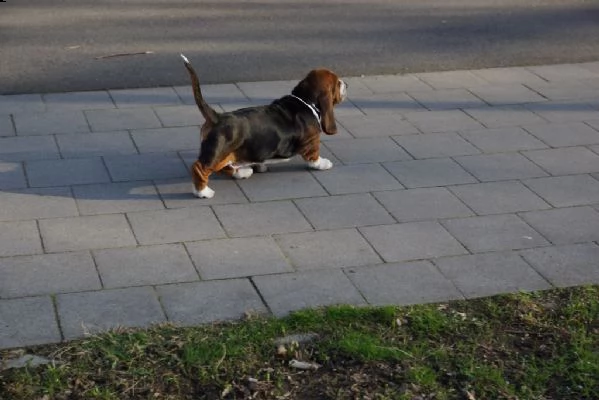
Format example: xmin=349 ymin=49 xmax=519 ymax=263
xmin=308 ymin=157 xmax=333 ymax=170
xmin=192 ymin=185 xmax=215 ymax=199
xmin=233 ymin=167 xmax=254 ymax=179
xmin=254 ymin=163 xmax=268 ymax=173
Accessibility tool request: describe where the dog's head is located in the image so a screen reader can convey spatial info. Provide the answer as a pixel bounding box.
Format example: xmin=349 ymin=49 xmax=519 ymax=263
xmin=292 ymin=69 xmax=347 ymax=135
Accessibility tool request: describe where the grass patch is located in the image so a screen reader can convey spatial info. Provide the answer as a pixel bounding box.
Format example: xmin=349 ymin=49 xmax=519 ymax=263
xmin=1 ymin=286 xmax=598 ymax=399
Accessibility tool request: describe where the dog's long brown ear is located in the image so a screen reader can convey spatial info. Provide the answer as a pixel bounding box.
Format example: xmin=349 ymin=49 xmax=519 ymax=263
xmin=318 ymin=92 xmax=337 ymax=135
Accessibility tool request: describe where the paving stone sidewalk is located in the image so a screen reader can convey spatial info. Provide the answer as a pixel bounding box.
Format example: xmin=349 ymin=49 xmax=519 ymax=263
xmin=2 ymin=62 xmax=599 ymax=349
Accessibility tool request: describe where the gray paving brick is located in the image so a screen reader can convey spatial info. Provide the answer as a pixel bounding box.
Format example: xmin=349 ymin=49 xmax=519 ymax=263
xmin=360 ymin=221 xmax=467 ymax=262
xmin=361 ymin=74 xmax=431 ymax=93
xmin=585 ymin=119 xmax=599 ymax=132
xmin=403 ymin=110 xmax=483 ymax=133
xmin=526 ymin=81 xmax=599 ymax=101
xmin=343 ymin=77 xmax=375 ymax=97
xmin=351 ymin=93 xmax=425 ymax=115
xmin=459 ymin=127 xmax=547 ymax=153
xmin=0 ymin=115 xmax=14 ymax=137
xmin=470 ymin=67 xmax=548 ymax=86
xmin=128 ymin=207 xmax=225 ymax=245
xmin=186 ymin=237 xmax=292 ymax=280
xmin=523 ymin=174 xmax=599 ymax=207
xmin=155 ymin=178 xmax=248 ymax=208
xmin=434 ymin=252 xmax=550 ymax=298
xmin=524 ymin=100 xmax=599 ymax=122
xmin=44 ymin=91 xmax=114 ymax=111
xmin=463 ymin=105 xmax=547 ymax=128
xmin=275 ymin=229 xmax=381 ymax=270
xmin=14 ymin=110 xmax=90 ymax=135
xmin=0 ymin=252 xmax=100 ymax=298
xmin=0 ymin=187 xmax=78 ymax=222
xmin=157 ymin=279 xmax=267 ymax=324
xmin=175 ymin=83 xmax=248 ymax=105
xmin=374 ymin=187 xmax=473 ymax=222
xmin=0 ymin=297 xmax=61 ymax=349
xmin=237 ymin=80 xmax=296 ymax=101
xmin=104 ymin=153 xmax=188 ymax=182
xmin=153 ymin=105 xmax=204 ymax=127
xmin=523 ymin=147 xmax=599 ymax=175
xmin=0 ymin=161 xmax=26 ymax=189
xmin=132 ymin=126 xmax=199 ymax=153
xmin=324 ymin=137 xmax=411 ymax=164
xmin=0 ymin=94 xmax=45 ymax=115
xmin=337 ymin=114 xmax=418 ymax=137
xmin=520 ymin=243 xmax=599 ymax=287
xmin=312 ymin=163 xmax=402 ymax=195
xmin=527 ymin=64 xmax=599 ymax=82
xmin=346 ymin=261 xmax=463 ymax=305
xmin=415 ymin=70 xmax=489 ymax=89
xmin=520 ymin=206 xmax=599 ymax=245
xmin=468 ymin=84 xmax=546 ymax=106
xmin=86 ymin=108 xmax=162 ymax=132
xmin=449 ymin=181 xmax=550 ymax=215
xmin=0 ymin=135 xmax=60 ymax=161
xmin=73 ymin=181 xmax=164 ymax=215
xmin=40 ymin=214 xmax=137 ymax=252
xmin=237 ymin=171 xmax=327 ymax=202
xmin=384 ymin=158 xmax=477 ymax=188
xmin=393 ymin=132 xmax=480 ymax=159
xmin=331 ymin=100 xmax=364 ymax=117
xmin=294 ymin=193 xmax=395 ymax=229
xmin=94 ymin=244 xmax=198 ymax=288
xmin=0 ymin=221 xmax=42 ymax=257
xmin=523 ymin=122 xmax=599 ymax=147
xmin=455 ymin=153 xmax=548 ymax=182
xmin=26 ymin=157 xmax=111 ymax=187
xmin=441 ymin=214 xmax=549 ymax=253
xmin=56 ymin=131 xmax=137 ymax=158
xmin=57 ymin=287 xmax=165 ymax=339
xmin=109 ymin=87 xmax=181 ymax=108
xmin=409 ymin=89 xmax=486 ymax=110
xmin=214 ymin=201 xmax=312 ymax=237
xmin=253 ymin=269 xmax=366 ymax=317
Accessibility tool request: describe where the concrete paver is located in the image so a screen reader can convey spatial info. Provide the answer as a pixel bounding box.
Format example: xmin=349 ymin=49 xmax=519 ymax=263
xmin=109 ymin=87 xmax=181 ymax=108
xmin=522 ymin=147 xmax=599 ymax=175
xmin=43 ymin=91 xmax=114 ymax=112
xmin=463 ymin=105 xmax=546 ymax=129
xmin=0 ymin=115 xmax=15 ymax=137
xmin=0 ymin=297 xmax=61 ymax=348
xmin=402 ymin=109 xmax=483 ymax=133
xmin=0 ymin=187 xmax=78 ymax=222
xmin=361 ymin=74 xmax=431 ymax=93
xmin=384 ymin=158 xmax=477 ymax=188
xmin=0 ymin=220 xmax=42 ymax=257
xmin=14 ymin=110 xmax=90 ymax=135
xmin=522 ymin=174 xmax=599 ymax=208
xmin=153 ymin=105 xmax=205 ymax=127
xmin=104 ymin=152 xmax=188 ymax=182
xmin=458 ymin=127 xmax=547 ymax=153
xmin=73 ymin=181 xmax=164 ymax=215
xmin=85 ymin=108 xmax=162 ymax=132
xmin=524 ymin=100 xmax=599 ymax=123
xmin=0 ymin=135 xmax=60 ymax=161
xmin=520 ymin=206 xmax=599 ymax=245
xmin=392 ymin=132 xmax=480 ymax=159
xmin=337 ymin=114 xmax=418 ymax=137
xmin=523 ymin=122 xmax=599 ymax=147
xmin=325 ymin=137 xmax=412 ymax=164
xmin=311 ymin=163 xmax=403 ymax=195
xmin=155 ymin=178 xmax=248 ymax=208
xmin=468 ymin=84 xmax=546 ymax=106
xmin=26 ymin=158 xmax=111 ymax=187
xmin=56 ymin=131 xmax=137 ymax=158
xmin=236 ymin=171 xmax=327 ymax=202
xmin=408 ymin=88 xmax=486 ymax=110
xmin=455 ymin=153 xmax=547 ymax=182
xmin=131 ymin=126 xmax=200 ymax=153
xmin=0 ymin=162 xmax=26 ymax=190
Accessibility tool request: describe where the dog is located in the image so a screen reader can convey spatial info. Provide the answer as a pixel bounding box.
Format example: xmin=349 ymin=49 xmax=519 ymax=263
xmin=181 ymin=54 xmax=347 ymax=198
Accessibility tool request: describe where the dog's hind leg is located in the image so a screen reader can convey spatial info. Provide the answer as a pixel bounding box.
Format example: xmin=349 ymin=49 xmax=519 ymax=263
xmin=191 ymin=153 xmax=236 ymax=198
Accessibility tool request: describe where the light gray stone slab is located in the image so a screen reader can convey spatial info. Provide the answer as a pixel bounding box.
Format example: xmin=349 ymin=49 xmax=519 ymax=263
xmin=153 ymin=105 xmax=204 ymax=127
xmin=110 ymin=87 xmax=181 ymax=108
xmin=325 ymin=137 xmax=411 ymax=164
xmin=155 ymin=177 xmax=248 ymax=208
xmin=520 ymin=206 xmax=599 ymax=245
xmin=0 ymin=220 xmax=42 ymax=257
xmin=524 ymin=100 xmax=599 ymax=123
xmin=361 ymin=74 xmax=431 ymax=93
xmin=157 ymin=279 xmax=266 ymax=324
xmin=374 ymin=187 xmax=473 ymax=222
xmin=441 ymin=214 xmax=549 ymax=253
xmin=0 ymin=115 xmax=14 ymax=137
xmin=337 ymin=114 xmax=419 ymax=137
xmin=343 ymin=77 xmax=375 ymax=97
xmin=253 ymin=269 xmax=366 ymax=317
xmin=0 ymin=135 xmax=59 ymax=161
xmin=186 ymin=237 xmax=292 ymax=279
xmin=360 ymin=221 xmax=467 ymax=262
xmin=104 ymin=153 xmax=188 ymax=182
xmin=346 ymin=261 xmax=463 ymax=305
xmin=331 ymin=100 xmax=364 ymax=117
xmin=131 ymin=126 xmax=200 ymax=153
xmin=0 ymin=252 xmax=100 ymax=298
xmin=449 ymin=181 xmax=550 ymax=215
xmin=520 ymin=243 xmax=599 ymax=287
xmin=14 ymin=110 xmax=90 ymax=135
xmin=312 ymin=163 xmax=403 ymax=195
xmin=415 ymin=70 xmax=489 ymax=89
xmin=128 ymin=207 xmax=225 ymax=245
xmin=0 ymin=94 xmax=45 ymax=115
xmin=384 ymin=158 xmax=477 ymax=188
xmin=236 ymin=80 xmax=296 ymax=101
xmin=213 ymin=201 xmax=312 ymax=237
xmin=73 ymin=181 xmax=164 ymax=215
xmin=523 ymin=122 xmax=599 ymax=147
xmin=40 ymin=214 xmax=137 ymax=252
xmin=175 ymin=83 xmax=248 ymax=105
xmin=0 ymin=162 xmax=26 ymax=190
xmin=56 ymin=131 xmax=137 ymax=158
xmin=523 ymin=174 xmax=599 ymax=207
xmin=468 ymin=85 xmax=546 ymax=106
xmin=294 ymin=193 xmax=395 ymax=229
xmin=86 ymin=108 xmax=162 ymax=132
xmin=526 ymin=81 xmax=599 ymax=101
xmin=44 ymin=91 xmax=114 ymax=111
xmin=527 ymin=64 xmax=599 ymax=82
xmin=237 ymin=170 xmax=327 ymax=202
xmin=434 ymin=252 xmax=550 ymax=298
xmin=409 ymin=88 xmax=486 ymax=110
xmin=94 ymin=244 xmax=198 ymax=288
xmin=57 ymin=287 xmax=165 ymax=339
xmin=351 ymin=93 xmax=425 ymax=115
xmin=463 ymin=105 xmax=547 ymax=128
xmin=455 ymin=153 xmax=548 ymax=181
xmin=403 ymin=110 xmax=483 ymax=133
xmin=585 ymin=119 xmax=599 ymax=132
xmin=0 ymin=297 xmax=61 ymax=349
xmin=275 ymin=229 xmax=381 ymax=270
xmin=523 ymin=147 xmax=599 ymax=175
xmin=26 ymin=158 xmax=111 ymax=187
xmin=459 ymin=126 xmax=547 ymax=153
xmin=470 ymin=67 xmax=548 ymax=86
xmin=0 ymin=187 xmax=78 ymax=222
xmin=393 ymin=132 xmax=480 ymax=159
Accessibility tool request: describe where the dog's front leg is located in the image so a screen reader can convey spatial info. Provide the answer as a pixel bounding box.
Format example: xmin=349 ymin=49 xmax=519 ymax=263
xmin=300 ymin=129 xmax=333 ymax=170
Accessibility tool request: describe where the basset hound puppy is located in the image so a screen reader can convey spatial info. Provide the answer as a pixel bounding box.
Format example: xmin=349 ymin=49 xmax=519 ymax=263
xmin=181 ymin=54 xmax=347 ymax=198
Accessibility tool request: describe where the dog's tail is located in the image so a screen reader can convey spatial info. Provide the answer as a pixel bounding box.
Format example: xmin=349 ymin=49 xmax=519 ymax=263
xmin=181 ymin=54 xmax=219 ymax=125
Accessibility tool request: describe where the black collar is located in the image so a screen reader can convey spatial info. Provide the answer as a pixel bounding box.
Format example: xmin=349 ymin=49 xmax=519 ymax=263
xmin=289 ymin=95 xmax=321 ymax=123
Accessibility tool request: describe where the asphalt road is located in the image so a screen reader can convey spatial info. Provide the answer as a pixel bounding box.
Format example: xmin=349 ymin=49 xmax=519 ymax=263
xmin=1 ymin=0 xmax=599 ymax=94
